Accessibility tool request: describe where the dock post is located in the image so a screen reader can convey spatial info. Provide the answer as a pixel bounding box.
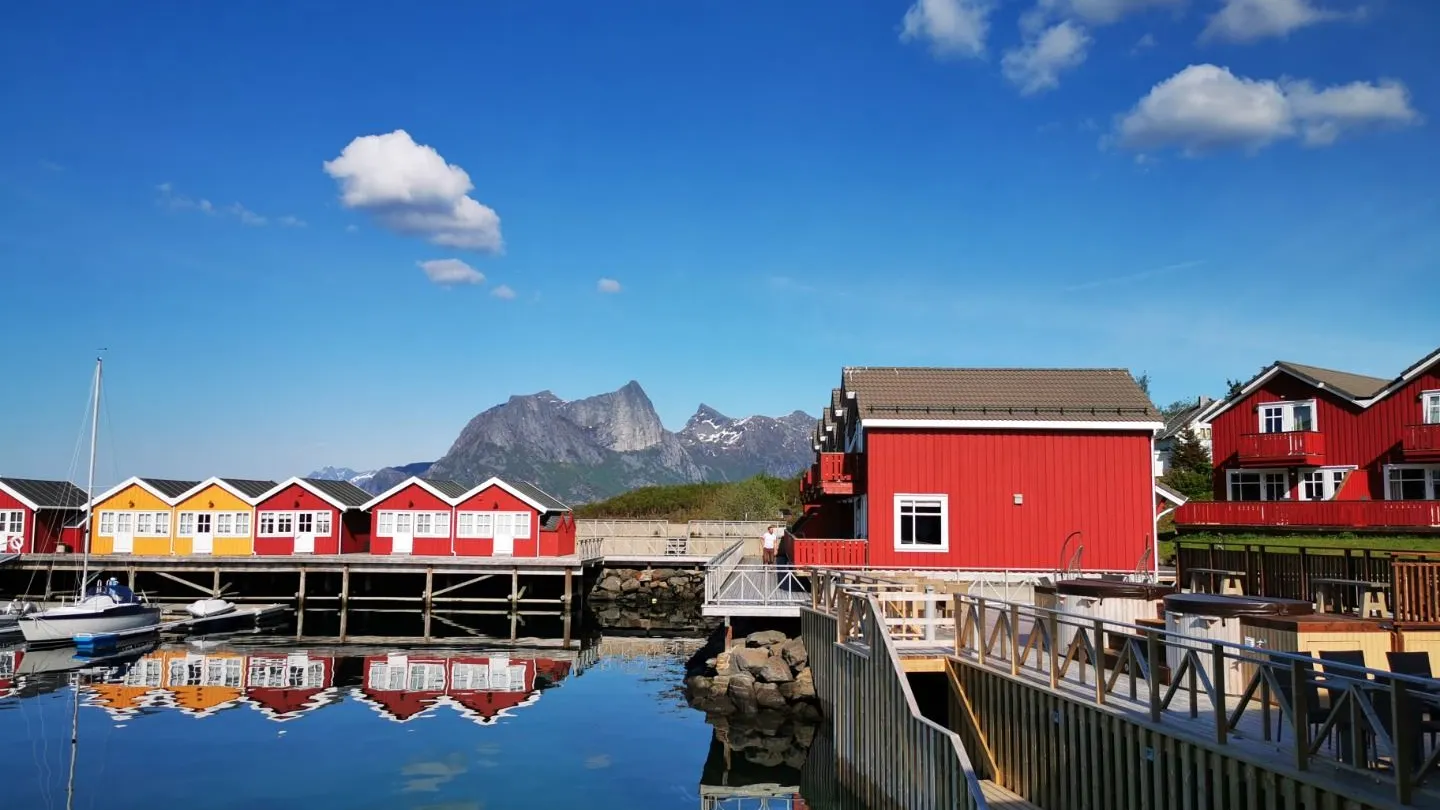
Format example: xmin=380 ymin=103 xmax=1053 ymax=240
xmin=562 ymin=609 xmax=572 ymax=648
xmin=43 ymin=567 xmax=53 ymax=600
xmin=339 ymin=566 xmax=350 ymax=641
xmin=296 ymin=568 xmax=307 ymax=638
xmin=423 ymin=567 xmax=434 ymax=640
xmin=212 ymin=568 xmax=220 ymax=597
xmin=127 ymin=567 xmax=136 ymax=589
xmin=510 ymin=569 xmax=519 ymax=608
xmin=562 ymin=567 xmax=574 ymax=609
xmin=724 ymin=616 xmax=733 ymax=647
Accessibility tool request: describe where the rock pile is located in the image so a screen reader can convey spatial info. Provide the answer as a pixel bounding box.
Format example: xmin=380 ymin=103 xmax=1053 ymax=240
xmin=591 ymin=567 xmax=704 ymax=605
xmin=685 ymin=629 xmax=821 ymax=769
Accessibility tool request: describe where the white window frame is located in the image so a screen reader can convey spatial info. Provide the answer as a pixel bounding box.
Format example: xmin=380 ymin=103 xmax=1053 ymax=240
xmin=395 ymin=512 xmax=413 ymax=534
xmin=178 ymin=512 xmax=195 ymax=536
xmin=1298 ymin=467 xmax=1352 ymax=502
xmin=1384 ymin=464 xmax=1440 ymax=501
xmin=195 ymin=512 xmax=212 ymax=535
xmin=99 ymin=511 xmax=115 ymax=535
xmin=893 ymin=494 xmax=949 ymax=552
xmin=1227 ymin=469 xmax=1290 ymax=502
xmin=116 ymin=511 xmax=133 ymax=533
xmin=235 ymin=512 xmax=251 ymax=537
xmin=0 ymin=509 xmax=23 ymax=535
xmin=1257 ymin=400 xmax=1317 ymax=434
xmin=297 ymin=512 xmax=315 ymax=534
xmin=314 ymin=511 xmax=331 ymax=536
xmin=377 ymin=511 xmax=395 ymax=536
xmin=216 ymin=513 xmax=234 ymax=535
xmin=513 ymin=512 xmax=531 ymax=539
xmin=456 ymin=511 xmax=525 ymax=539
xmin=1424 ymin=391 xmax=1440 ymax=425
xmin=258 ymin=512 xmax=278 ymax=536
xmin=276 ymin=512 xmax=294 ymax=535
xmin=410 ymin=511 xmax=450 ymax=539
xmin=475 ymin=512 xmax=493 ymax=538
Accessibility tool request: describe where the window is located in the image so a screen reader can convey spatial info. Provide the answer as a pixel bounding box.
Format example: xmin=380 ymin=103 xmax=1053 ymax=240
xmin=216 ymin=513 xmax=234 ymax=535
xmin=236 ymin=512 xmax=250 ymax=536
xmin=1425 ymin=392 xmax=1440 ymax=425
xmin=156 ymin=512 xmax=170 ymax=535
xmin=1258 ymin=401 xmax=1317 ymax=433
xmin=178 ymin=512 xmax=195 ymax=536
xmin=205 ymin=657 xmax=243 ymax=688
xmin=259 ymin=513 xmax=277 ymax=536
xmin=315 ymin=512 xmax=331 ymax=535
xmin=415 ymin=512 xmax=432 ymax=535
xmin=434 ymin=512 xmax=450 ymax=537
xmin=0 ymin=510 xmax=22 ymax=534
xmin=451 ymin=662 xmax=488 ymax=690
xmin=475 ymin=513 xmax=493 ymax=538
xmin=1387 ymin=466 xmax=1440 ymax=500
xmin=1299 ymin=468 xmax=1350 ymax=501
xmin=377 ymin=511 xmax=394 ymax=536
xmin=894 ymin=495 xmax=948 ymax=551
xmin=367 ymin=662 xmax=405 ymax=690
xmin=196 ymin=513 xmax=212 ymax=534
xmin=407 ymin=663 xmax=446 ymax=691
xmin=297 ymin=512 xmax=314 ymax=534
xmin=494 ymin=513 xmax=514 ymax=537
xmin=116 ymin=512 xmax=133 ymax=533
xmin=137 ymin=512 xmax=154 ymax=534
xmin=100 ymin=511 xmax=115 ymax=534
xmin=457 ymin=513 xmax=474 ymax=537
xmin=276 ymin=512 xmax=294 ymax=534
xmin=513 ymin=512 xmax=530 ymax=538
xmin=1228 ymin=470 xmax=1289 ymax=501
xmin=395 ymin=512 xmax=413 ymax=534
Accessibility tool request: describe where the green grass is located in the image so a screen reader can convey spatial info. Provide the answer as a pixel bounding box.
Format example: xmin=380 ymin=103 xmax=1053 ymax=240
xmin=572 ymin=473 xmax=804 ymax=522
xmin=1161 ymin=532 xmax=1440 ymax=563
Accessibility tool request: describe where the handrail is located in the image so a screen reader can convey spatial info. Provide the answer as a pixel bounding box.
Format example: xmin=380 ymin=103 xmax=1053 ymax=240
xmin=703 ymin=540 xmax=747 ymax=602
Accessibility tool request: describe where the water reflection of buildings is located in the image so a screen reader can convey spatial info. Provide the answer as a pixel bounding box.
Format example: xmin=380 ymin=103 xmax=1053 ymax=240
xmin=353 ymin=653 xmax=571 ymax=725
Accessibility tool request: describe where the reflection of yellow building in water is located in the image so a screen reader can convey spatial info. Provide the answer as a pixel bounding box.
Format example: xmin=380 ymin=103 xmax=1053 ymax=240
xmin=84 ymin=653 xmax=168 ymax=719
xmin=156 ymin=650 xmax=247 ymax=717
xmin=170 ymin=477 xmax=275 ymax=556
xmin=89 ymin=477 xmax=197 ymax=556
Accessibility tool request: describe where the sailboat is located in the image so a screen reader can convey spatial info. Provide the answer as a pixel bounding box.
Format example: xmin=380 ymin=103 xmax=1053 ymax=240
xmin=17 ymin=357 xmax=161 ymax=647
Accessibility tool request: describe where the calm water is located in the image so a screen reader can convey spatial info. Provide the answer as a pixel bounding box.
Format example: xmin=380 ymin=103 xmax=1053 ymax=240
xmin=0 ymin=625 xmax=836 ymax=810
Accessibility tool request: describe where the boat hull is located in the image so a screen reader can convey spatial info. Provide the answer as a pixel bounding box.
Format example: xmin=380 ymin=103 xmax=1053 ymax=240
xmin=17 ymin=604 xmax=161 ymax=645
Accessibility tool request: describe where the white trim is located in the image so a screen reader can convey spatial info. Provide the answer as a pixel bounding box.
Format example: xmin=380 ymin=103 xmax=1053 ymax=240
xmin=893 ymin=493 xmax=949 ymax=553
xmin=1256 ymin=399 xmax=1318 ymax=433
xmin=1225 ymin=469 xmax=1290 ymax=502
xmin=1154 ymin=483 xmax=1188 ymax=508
xmin=1357 ymin=349 xmax=1440 ymax=406
xmin=173 ymin=477 xmax=271 ymax=506
xmin=860 ymin=418 xmax=1164 ymax=431
xmin=87 ymin=476 xmax=187 ymax=509
xmin=453 ymin=477 xmax=555 ymax=513
xmin=0 ymin=481 xmax=40 ymax=512
xmin=360 ymin=477 xmax=456 ymax=511
xmin=255 ymin=477 xmax=363 ymax=511
xmin=1296 ymin=466 xmax=1355 ymax=502
xmin=1204 ymin=349 xmax=1440 ymax=422
xmin=1382 ymin=463 xmax=1440 ymax=501
xmin=1423 ymin=391 xmax=1440 ymax=425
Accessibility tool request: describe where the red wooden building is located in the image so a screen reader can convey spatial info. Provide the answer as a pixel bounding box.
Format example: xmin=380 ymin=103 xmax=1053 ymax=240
xmin=253 ymin=477 xmax=372 ymax=556
xmin=451 ymin=477 xmax=575 ymax=558
xmin=243 ymin=651 xmax=339 ymax=722
xmin=1176 ymin=348 xmax=1440 ymax=532
xmin=362 ymin=477 xmax=468 ymax=556
xmin=0 ymin=477 xmax=88 ymax=554
xmin=795 ymin=367 xmax=1164 ymax=572
xmin=354 ymin=653 xmax=568 ymax=725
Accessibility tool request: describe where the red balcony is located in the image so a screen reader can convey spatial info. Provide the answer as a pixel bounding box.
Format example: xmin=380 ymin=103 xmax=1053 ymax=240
xmin=1175 ymin=500 xmax=1440 ymax=531
xmin=792 ymin=538 xmax=868 ymax=567
xmin=1402 ymin=423 xmax=1440 ymax=462
xmin=801 ymin=452 xmax=862 ymax=503
xmin=1236 ymin=431 xmax=1326 ymax=467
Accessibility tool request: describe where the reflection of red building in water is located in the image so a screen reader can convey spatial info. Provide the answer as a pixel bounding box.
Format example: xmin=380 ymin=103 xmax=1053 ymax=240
xmin=0 ymin=648 xmax=19 ymax=699
xmin=243 ymin=652 xmax=339 ymax=722
xmin=354 ymin=653 xmax=571 ymax=725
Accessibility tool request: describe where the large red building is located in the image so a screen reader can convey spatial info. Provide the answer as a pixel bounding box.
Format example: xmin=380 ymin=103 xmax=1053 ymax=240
xmin=0 ymin=477 xmax=88 ymax=554
xmin=796 ymin=367 xmax=1163 ymax=572
xmin=1176 ymin=348 xmax=1440 ymax=531
xmin=252 ymin=477 xmax=372 ymax=556
xmin=363 ymin=475 xmax=576 ymax=557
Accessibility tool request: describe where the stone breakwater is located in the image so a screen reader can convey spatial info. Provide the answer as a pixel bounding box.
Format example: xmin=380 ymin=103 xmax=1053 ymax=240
xmin=590 ymin=567 xmax=704 ymax=605
xmin=684 ymin=629 xmax=820 ymax=769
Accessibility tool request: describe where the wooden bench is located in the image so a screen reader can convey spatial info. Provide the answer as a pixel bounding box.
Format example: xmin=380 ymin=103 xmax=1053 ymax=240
xmin=1186 ymin=567 xmax=1247 ymax=595
xmin=1310 ymin=577 xmax=1389 ymax=617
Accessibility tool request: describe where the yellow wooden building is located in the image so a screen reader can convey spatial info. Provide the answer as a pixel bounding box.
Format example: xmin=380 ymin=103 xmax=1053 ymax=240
xmin=157 ymin=649 xmax=248 ymax=717
xmin=171 ymin=477 xmax=275 ymax=556
xmin=89 ymin=477 xmax=197 ymax=555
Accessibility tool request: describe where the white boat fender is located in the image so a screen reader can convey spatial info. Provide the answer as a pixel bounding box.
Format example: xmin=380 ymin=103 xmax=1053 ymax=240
xmin=186 ymin=599 xmax=237 ymax=618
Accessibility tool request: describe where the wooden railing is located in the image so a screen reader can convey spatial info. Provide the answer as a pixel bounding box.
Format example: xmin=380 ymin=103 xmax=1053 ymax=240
xmin=1394 ymin=561 xmax=1440 ymax=623
xmin=1237 ymin=430 xmax=1325 ymax=465
xmin=792 ymin=538 xmax=867 ymax=567
xmin=1403 ymin=423 xmax=1440 ymax=458
xmin=1176 ymin=500 xmax=1440 ymax=530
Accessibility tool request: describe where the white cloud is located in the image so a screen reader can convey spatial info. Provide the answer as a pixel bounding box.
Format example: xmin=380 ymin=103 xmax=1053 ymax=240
xmin=1132 ymin=32 xmax=1157 ymax=53
xmin=1114 ymin=64 xmax=1419 ymax=155
xmin=323 ymin=130 xmax=503 ymax=252
xmin=491 ymin=284 xmax=516 ymax=300
xmin=419 ymin=259 xmax=485 ymax=286
xmin=1201 ymin=0 xmax=1344 ymax=43
xmin=596 ymin=278 xmax=622 ymax=293
xmin=900 ymin=0 xmax=994 ymax=59
xmin=228 ymin=202 xmax=267 ymax=227
xmin=278 ymin=215 xmax=307 ymax=228
xmin=1002 ymin=21 xmax=1092 ymax=95
xmin=1035 ymin=0 xmax=1182 ymax=26
xmin=157 ymin=183 xmax=301 ymax=227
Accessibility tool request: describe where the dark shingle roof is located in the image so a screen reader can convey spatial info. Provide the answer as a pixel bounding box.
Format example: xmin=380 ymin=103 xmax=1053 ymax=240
xmin=219 ymin=478 xmax=278 ymax=499
xmin=1160 ymin=398 xmax=1215 ymax=441
xmin=1275 ymin=361 xmax=1391 ymax=400
xmin=508 ymin=479 xmax=571 ymax=512
xmin=301 ymin=478 xmax=371 ymax=508
xmin=842 ymin=367 xmax=1159 ymax=423
xmin=540 ymin=513 xmax=564 ymax=531
xmin=140 ymin=478 xmax=202 ymax=499
xmin=0 ymin=477 xmax=88 ymax=509
xmin=423 ymin=479 xmax=471 ymax=499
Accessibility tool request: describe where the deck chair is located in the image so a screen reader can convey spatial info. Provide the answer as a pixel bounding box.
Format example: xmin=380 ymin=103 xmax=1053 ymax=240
xmin=1385 ymin=652 xmax=1440 ymax=749
xmin=1318 ymin=650 xmax=1372 ymax=766
xmin=1268 ymin=654 xmax=1325 ymax=745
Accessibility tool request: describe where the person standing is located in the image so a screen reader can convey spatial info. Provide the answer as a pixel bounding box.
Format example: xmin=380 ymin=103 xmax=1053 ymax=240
xmin=761 ymin=525 xmax=778 ymax=567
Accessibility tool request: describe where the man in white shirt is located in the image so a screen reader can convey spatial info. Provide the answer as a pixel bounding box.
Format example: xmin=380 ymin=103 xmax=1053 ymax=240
xmin=761 ymin=526 xmax=778 ymax=566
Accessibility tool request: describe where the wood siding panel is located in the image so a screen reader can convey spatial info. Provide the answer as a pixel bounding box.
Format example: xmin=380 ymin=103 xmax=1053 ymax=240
xmin=92 ymin=483 xmax=174 ymax=555
xmin=172 ymin=484 xmax=255 ymax=557
xmin=371 ymin=484 xmax=453 ymax=556
xmin=866 ymin=429 xmax=1154 ymax=571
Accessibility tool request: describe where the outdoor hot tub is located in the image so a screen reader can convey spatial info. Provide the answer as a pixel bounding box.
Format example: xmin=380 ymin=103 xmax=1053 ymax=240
xmin=1163 ymin=593 xmax=1314 ymax=696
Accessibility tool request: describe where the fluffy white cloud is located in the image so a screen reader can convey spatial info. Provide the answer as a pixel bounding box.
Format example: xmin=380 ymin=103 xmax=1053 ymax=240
xmin=597 ymin=278 xmax=622 ymax=293
xmin=1002 ymin=21 xmax=1092 ymax=95
xmin=1034 ymin=0 xmax=1181 ymax=26
xmin=1202 ymin=0 xmax=1342 ymax=43
xmin=491 ymin=284 xmax=516 ymax=300
xmin=323 ymin=130 xmax=503 ymax=252
xmin=419 ymin=259 xmax=485 ymax=286
xmin=1116 ymin=64 xmax=1420 ymax=154
xmin=900 ymin=0 xmax=993 ymax=59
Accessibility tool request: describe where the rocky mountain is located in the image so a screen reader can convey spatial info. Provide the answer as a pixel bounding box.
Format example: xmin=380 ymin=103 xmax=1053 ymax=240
xmin=308 ymin=382 xmax=814 ymax=503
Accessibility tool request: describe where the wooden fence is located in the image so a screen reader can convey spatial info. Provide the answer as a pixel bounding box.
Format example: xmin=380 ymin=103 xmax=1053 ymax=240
xmin=1175 ymin=500 xmax=1440 ymax=530
xmin=793 ymin=539 xmax=867 ymax=567
xmin=1394 ymin=561 xmax=1440 ymax=623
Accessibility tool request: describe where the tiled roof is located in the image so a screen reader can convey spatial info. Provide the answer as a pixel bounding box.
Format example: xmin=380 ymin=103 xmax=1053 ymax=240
xmin=140 ymin=478 xmax=202 ymax=499
xmin=219 ymin=479 xmax=278 ymax=499
xmin=842 ymin=367 xmax=1159 ymax=422
xmin=508 ymin=480 xmax=570 ymax=512
xmin=423 ymin=479 xmax=471 ymax=499
xmin=1275 ymin=362 xmax=1391 ymax=400
xmin=301 ymin=478 xmax=371 ymax=508
xmin=0 ymin=477 xmax=88 ymax=509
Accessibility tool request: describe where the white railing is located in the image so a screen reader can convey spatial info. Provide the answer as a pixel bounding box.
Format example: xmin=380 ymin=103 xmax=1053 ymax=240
xmin=705 ymin=565 xmax=811 ymax=609
xmin=577 ymin=536 xmax=604 ymax=561
xmin=598 ymin=537 xmax=737 ymax=558
xmin=575 ymin=519 xmax=675 ymax=539
xmin=702 ymin=541 xmax=747 ymax=602
xmin=688 ymin=520 xmax=775 ymax=538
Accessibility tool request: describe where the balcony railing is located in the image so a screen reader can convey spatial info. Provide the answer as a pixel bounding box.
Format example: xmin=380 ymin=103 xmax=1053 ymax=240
xmin=792 ymin=538 xmax=867 ymax=567
xmin=1402 ymin=423 xmax=1440 ymax=461
xmin=1176 ymin=500 xmax=1440 ymax=530
xmin=1236 ymin=430 xmax=1326 ymax=466
xmin=801 ymin=452 xmax=861 ymax=501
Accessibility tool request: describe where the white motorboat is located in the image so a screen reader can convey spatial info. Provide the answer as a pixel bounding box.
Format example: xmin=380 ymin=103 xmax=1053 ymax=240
xmin=1 ymin=600 xmax=38 ymax=636
xmin=185 ymin=598 xmax=236 ymax=618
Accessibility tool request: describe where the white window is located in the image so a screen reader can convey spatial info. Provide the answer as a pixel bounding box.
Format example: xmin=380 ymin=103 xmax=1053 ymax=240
xmin=1299 ymin=468 xmax=1350 ymax=501
xmin=1228 ymin=470 xmax=1289 ymax=501
xmin=178 ymin=512 xmax=195 ymax=536
xmin=408 ymin=663 xmax=446 ymax=691
xmin=99 ymin=511 xmax=115 ymax=535
xmin=315 ymin=511 xmax=331 ymax=535
xmin=204 ymin=657 xmax=243 ymax=687
xmin=195 ymin=513 xmax=212 ymax=534
xmin=1387 ymin=465 xmax=1440 ymax=501
xmin=494 ymin=512 xmax=514 ymax=537
xmin=276 ymin=512 xmax=294 ymax=534
xmin=297 ymin=512 xmax=314 ymax=534
xmin=235 ymin=512 xmax=250 ymax=536
xmin=1258 ymin=400 xmax=1316 ymax=433
xmin=435 ymin=512 xmax=450 ymax=537
xmin=0 ymin=510 xmax=22 ymax=535
xmin=451 ymin=662 xmax=487 ymax=690
xmin=1425 ymin=392 xmax=1440 ymax=425
xmin=415 ymin=512 xmax=432 ymax=535
xmin=457 ymin=513 xmax=474 ymax=537
xmin=377 ymin=511 xmax=394 ymax=536
xmin=513 ymin=512 xmax=530 ymax=538
xmin=475 ymin=512 xmax=493 ymax=538
xmin=116 ymin=512 xmax=133 ymax=533
xmin=216 ymin=513 xmax=234 ymax=535
xmin=367 ymin=662 xmax=405 ymax=690
xmin=894 ymin=494 xmax=948 ymax=551
xmin=136 ymin=512 xmax=154 ymax=534
xmin=395 ymin=512 xmax=413 ymax=534
xmin=259 ymin=513 xmax=277 ymax=536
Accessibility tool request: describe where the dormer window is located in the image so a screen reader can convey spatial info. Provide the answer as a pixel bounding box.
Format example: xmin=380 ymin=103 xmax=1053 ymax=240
xmin=1424 ymin=391 xmax=1440 ymax=425
xmin=1258 ymin=400 xmax=1316 ymax=433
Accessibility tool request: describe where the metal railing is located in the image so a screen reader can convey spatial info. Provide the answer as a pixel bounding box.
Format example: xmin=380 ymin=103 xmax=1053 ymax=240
xmin=688 ymin=520 xmax=776 ymax=538
xmin=704 ymin=565 xmax=811 ymax=609
xmin=702 ymin=540 xmax=747 ymax=602
xmin=575 ymin=519 xmax=675 ymax=539
xmin=598 ymin=536 xmax=736 ymax=558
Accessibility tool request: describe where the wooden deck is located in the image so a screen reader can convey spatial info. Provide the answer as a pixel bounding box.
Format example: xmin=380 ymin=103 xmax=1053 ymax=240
xmin=15 ymin=552 xmax=595 ymax=574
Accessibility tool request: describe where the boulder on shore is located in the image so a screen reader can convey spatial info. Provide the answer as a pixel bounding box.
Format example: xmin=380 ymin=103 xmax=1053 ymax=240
xmin=734 ymin=646 xmax=771 ymax=674
xmin=756 ymin=657 xmax=794 ymax=684
xmin=747 ymin=630 xmax=788 ymax=647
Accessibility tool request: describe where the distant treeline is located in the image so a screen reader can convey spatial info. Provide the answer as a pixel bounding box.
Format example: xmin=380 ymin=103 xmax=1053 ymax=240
xmin=573 ymin=473 xmax=804 ymax=522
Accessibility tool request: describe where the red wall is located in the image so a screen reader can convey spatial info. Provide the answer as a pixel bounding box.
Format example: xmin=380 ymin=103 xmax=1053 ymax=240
xmin=0 ymin=491 xmax=30 ymax=553
xmin=453 ymin=485 xmax=554 ymax=557
xmin=1210 ymin=364 xmax=1440 ymax=500
xmin=254 ymin=483 xmax=361 ymax=555
xmin=864 ymin=428 xmax=1155 ymax=571
xmin=371 ymin=484 xmax=453 ymax=556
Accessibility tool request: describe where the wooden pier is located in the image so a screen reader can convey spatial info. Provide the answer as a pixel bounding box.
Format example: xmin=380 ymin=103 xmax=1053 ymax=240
xmin=798 ymin=568 xmax=1440 ymax=810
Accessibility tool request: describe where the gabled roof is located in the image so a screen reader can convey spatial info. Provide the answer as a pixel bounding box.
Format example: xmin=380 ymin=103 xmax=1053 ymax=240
xmin=1159 ymin=397 xmax=1215 ymax=441
xmin=473 ymin=478 xmax=571 ymax=513
xmin=1154 ymin=482 xmax=1189 ymax=508
xmin=842 ymin=367 xmax=1160 ymax=426
xmin=1275 ymin=362 xmax=1390 ymax=399
xmin=1199 ymin=347 xmax=1440 ymax=424
xmin=88 ymin=476 xmax=202 ymax=508
xmin=174 ymin=477 xmax=278 ymax=505
xmin=257 ymin=477 xmax=372 ymax=510
xmin=360 ymin=476 xmax=470 ymax=510
xmin=0 ymin=478 xmax=88 ymax=510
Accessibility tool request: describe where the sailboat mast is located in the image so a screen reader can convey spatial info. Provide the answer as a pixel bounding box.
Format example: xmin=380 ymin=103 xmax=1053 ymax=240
xmin=81 ymin=356 xmax=101 ymax=594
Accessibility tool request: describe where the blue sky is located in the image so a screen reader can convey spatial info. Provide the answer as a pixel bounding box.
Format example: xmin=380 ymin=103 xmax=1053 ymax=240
xmin=1 ymin=0 xmax=1436 ymax=484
